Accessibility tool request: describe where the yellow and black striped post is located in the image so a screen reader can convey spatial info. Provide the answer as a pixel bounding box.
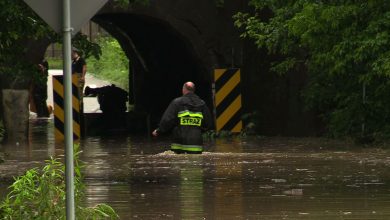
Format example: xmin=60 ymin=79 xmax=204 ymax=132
xmin=214 ymin=68 xmax=243 ymax=133
xmin=53 ymin=74 xmax=81 ymax=140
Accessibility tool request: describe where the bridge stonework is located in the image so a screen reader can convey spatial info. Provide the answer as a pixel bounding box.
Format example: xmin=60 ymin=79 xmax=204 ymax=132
xmin=92 ymin=0 xmax=248 ymax=130
xmin=98 ymin=0 xmax=246 ymax=70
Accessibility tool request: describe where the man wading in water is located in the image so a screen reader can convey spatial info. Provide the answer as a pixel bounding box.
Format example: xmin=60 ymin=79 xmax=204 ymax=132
xmin=152 ymin=82 xmax=212 ymax=154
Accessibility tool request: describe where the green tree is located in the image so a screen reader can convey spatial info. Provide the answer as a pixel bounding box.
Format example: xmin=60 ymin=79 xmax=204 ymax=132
xmin=235 ymin=0 xmax=390 ymax=139
xmin=0 ymin=0 xmax=50 ymax=89
xmin=87 ymin=37 xmax=129 ymax=91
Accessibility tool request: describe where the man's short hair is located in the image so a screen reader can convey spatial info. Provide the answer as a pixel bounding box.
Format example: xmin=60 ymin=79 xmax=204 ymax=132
xmin=72 ymin=47 xmax=81 ymax=56
xmin=72 ymin=47 xmax=80 ymax=52
xmin=183 ymin=82 xmax=195 ymax=92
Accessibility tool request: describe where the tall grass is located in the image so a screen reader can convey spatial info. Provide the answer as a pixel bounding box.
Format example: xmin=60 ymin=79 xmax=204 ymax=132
xmin=0 ymin=145 xmax=119 ymax=219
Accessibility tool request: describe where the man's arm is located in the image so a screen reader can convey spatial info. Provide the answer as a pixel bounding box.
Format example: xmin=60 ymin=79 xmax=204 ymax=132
xmin=81 ymin=63 xmax=87 ymax=82
xmin=152 ymin=100 xmax=178 ymax=136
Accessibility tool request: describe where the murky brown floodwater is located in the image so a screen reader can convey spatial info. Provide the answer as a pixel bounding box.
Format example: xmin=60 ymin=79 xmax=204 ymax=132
xmin=2 ymin=118 xmax=390 ymax=219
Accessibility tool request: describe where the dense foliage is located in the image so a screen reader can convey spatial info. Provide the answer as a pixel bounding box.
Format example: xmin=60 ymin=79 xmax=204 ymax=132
xmin=87 ymin=37 xmax=129 ymax=91
xmin=235 ymin=1 xmax=390 ymax=139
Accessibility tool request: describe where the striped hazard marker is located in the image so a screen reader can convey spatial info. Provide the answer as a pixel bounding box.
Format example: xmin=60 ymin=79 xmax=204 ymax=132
xmin=214 ymin=68 xmax=243 ymax=133
xmin=52 ymin=74 xmax=81 ymax=140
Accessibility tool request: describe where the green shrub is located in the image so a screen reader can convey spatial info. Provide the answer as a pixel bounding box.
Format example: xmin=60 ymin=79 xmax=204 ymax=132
xmin=0 ymin=145 xmax=119 ymax=219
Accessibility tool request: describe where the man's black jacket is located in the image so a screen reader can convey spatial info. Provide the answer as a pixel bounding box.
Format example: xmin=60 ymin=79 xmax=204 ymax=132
xmin=157 ymin=93 xmax=212 ymax=146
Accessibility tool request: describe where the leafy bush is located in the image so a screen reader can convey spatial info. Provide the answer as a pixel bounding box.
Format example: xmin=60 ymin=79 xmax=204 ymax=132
xmin=0 ymin=145 xmax=119 ymax=219
xmin=234 ymin=1 xmax=390 ymax=139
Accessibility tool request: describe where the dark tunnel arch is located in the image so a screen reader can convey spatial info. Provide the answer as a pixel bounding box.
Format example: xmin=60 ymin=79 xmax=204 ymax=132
xmin=92 ymin=13 xmax=214 ymax=129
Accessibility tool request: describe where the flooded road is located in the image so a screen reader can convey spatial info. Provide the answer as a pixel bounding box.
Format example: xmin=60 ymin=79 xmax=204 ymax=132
xmin=2 ymin=119 xmax=390 ymax=219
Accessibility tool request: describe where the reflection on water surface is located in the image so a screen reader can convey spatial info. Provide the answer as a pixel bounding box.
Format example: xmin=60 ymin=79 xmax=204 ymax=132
xmin=1 ymin=119 xmax=390 ymax=219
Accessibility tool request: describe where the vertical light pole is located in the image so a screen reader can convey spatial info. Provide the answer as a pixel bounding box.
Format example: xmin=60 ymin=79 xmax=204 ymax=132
xmin=63 ymin=0 xmax=75 ymax=219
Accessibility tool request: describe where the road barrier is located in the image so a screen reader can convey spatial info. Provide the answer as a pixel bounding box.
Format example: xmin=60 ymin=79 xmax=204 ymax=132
xmin=213 ymin=68 xmax=242 ymax=133
xmin=52 ymin=74 xmax=81 ymax=140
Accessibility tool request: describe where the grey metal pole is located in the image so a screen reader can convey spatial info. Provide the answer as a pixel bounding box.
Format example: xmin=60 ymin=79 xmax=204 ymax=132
xmin=362 ymin=82 xmax=366 ymax=136
xmin=63 ymin=0 xmax=75 ymax=219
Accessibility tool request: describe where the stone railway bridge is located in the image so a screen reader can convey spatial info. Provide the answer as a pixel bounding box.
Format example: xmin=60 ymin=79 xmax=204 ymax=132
xmin=93 ymin=0 xmax=245 ymax=127
xmin=30 ymin=0 xmax=321 ymax=136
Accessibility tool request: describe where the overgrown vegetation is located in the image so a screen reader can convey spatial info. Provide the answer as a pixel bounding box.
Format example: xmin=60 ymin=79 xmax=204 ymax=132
xmin=0 ymin=145 xmax=119 ymax=219
xmin=234 ymin=1 xmax=390 ymax=141
xmin=87 ymin=37 xmax=129 ymax=91
xmin=46 ymin=57 xmax=62 ymax=69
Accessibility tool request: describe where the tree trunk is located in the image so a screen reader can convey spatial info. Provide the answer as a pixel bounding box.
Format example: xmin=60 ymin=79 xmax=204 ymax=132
xmin=1 ymin=89 xmax=29 ymax=144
